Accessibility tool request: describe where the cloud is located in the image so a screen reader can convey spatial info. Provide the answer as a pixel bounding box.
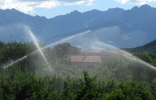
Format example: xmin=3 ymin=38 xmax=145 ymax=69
xmin=115 ymin=0 xmax=156 ymax=5
xmin=59 ymin=0 xmax=94 ymax=5
xmin=120 ymin=34 xmax=132 ymax=40
xmin=58 ymin=0 xmax=87 ymax=3
xmin=0 ymin=0 xmax=95 ymax=13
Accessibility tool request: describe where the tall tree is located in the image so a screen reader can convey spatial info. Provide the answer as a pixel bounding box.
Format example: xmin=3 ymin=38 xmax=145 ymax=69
xmin=54 ymin=43 xmax=81 ymax=58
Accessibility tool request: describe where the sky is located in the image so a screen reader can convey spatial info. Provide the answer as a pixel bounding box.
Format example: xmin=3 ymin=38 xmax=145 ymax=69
xmin=0 ymin=0 xmax=156 ymax=18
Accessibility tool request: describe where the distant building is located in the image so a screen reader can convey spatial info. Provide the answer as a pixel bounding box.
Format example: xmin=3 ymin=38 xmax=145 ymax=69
xmin=68 ymin=55 xmax=102 ymax=68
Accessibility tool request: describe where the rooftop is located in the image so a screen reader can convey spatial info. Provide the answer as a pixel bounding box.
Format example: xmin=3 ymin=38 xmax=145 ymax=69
xmin=69 ymin=55 xmax=102 ymax=63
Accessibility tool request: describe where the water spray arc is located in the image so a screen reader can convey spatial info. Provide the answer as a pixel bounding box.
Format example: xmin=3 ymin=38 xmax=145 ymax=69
xmin=3 ymin=56 xmax=28 ymax=69
xmin=121 ymin=50 xmax=156 ymax=71
xmin=3 ymin=30 xmax=91 ymax=69
xmin=25 ymin=26 xmax=52 ymax=71
xmin=3 ymin=29 xmax=156 ymax=72
xmin=44 ymin=30 xmax=91 ymax=48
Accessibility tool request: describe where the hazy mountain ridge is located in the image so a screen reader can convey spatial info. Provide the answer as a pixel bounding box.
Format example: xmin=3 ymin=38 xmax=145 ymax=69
xmin=128 ymin=39 xmax=156 ymax=53
xmin=0 ymin=7 xmax=125 ymax=43
xmin=0 ymin=5 xmax=156 ymax=48
xmin=69 ymin=4 xmax=156 ymax=48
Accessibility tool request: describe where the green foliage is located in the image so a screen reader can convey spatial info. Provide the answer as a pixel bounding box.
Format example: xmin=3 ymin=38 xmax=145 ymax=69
xmin=75 ymin=71 xmax=98 ymax=100
xmin=151 ymin=80 xmax=156 ymax=99
xmin=0 ymin=42 xmax=52 ymax=72
xmin=0 ymin=66 xmax=57 ymax=100
xmin=134 ymin=53 xmax=156 ymax=66
xmin=0 ymin=65 xmax=156 ymax=100
xmin=53 ymin=43 xmax=81 ymax=58
xmin=0 ymin=41 xmax=156 ymax=99
xmin=0 ymin=42 xmax=36 ymax=65
xmin=0 ymin=41 xmax=5 ymax=48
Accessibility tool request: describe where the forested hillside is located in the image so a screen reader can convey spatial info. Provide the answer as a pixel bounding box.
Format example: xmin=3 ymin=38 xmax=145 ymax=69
xmin=126 ymin=39 xmax=156 ymax=67
xmin=128 ymin=39 xmax=156 ymax=53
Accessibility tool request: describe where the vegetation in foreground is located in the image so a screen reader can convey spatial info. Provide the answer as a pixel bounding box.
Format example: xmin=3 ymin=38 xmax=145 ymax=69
xmin=0 ymin=41 xmax=156 ymax=100
xmin=0 ymin=67 xmax=156 ymax=100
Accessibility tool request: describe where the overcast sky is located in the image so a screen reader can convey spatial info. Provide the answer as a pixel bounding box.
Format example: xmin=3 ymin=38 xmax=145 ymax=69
xmin=0 ymin=0 xmax=156 ymax=18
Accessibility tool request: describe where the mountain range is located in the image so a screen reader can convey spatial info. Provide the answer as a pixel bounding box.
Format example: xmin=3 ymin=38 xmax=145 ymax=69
xmin=0 ymin=4 xmax=156 ymax=49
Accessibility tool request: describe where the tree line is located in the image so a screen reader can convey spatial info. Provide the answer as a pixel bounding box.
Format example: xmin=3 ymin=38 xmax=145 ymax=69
xmin=0 ymin=67 xmax=156 ymax=100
